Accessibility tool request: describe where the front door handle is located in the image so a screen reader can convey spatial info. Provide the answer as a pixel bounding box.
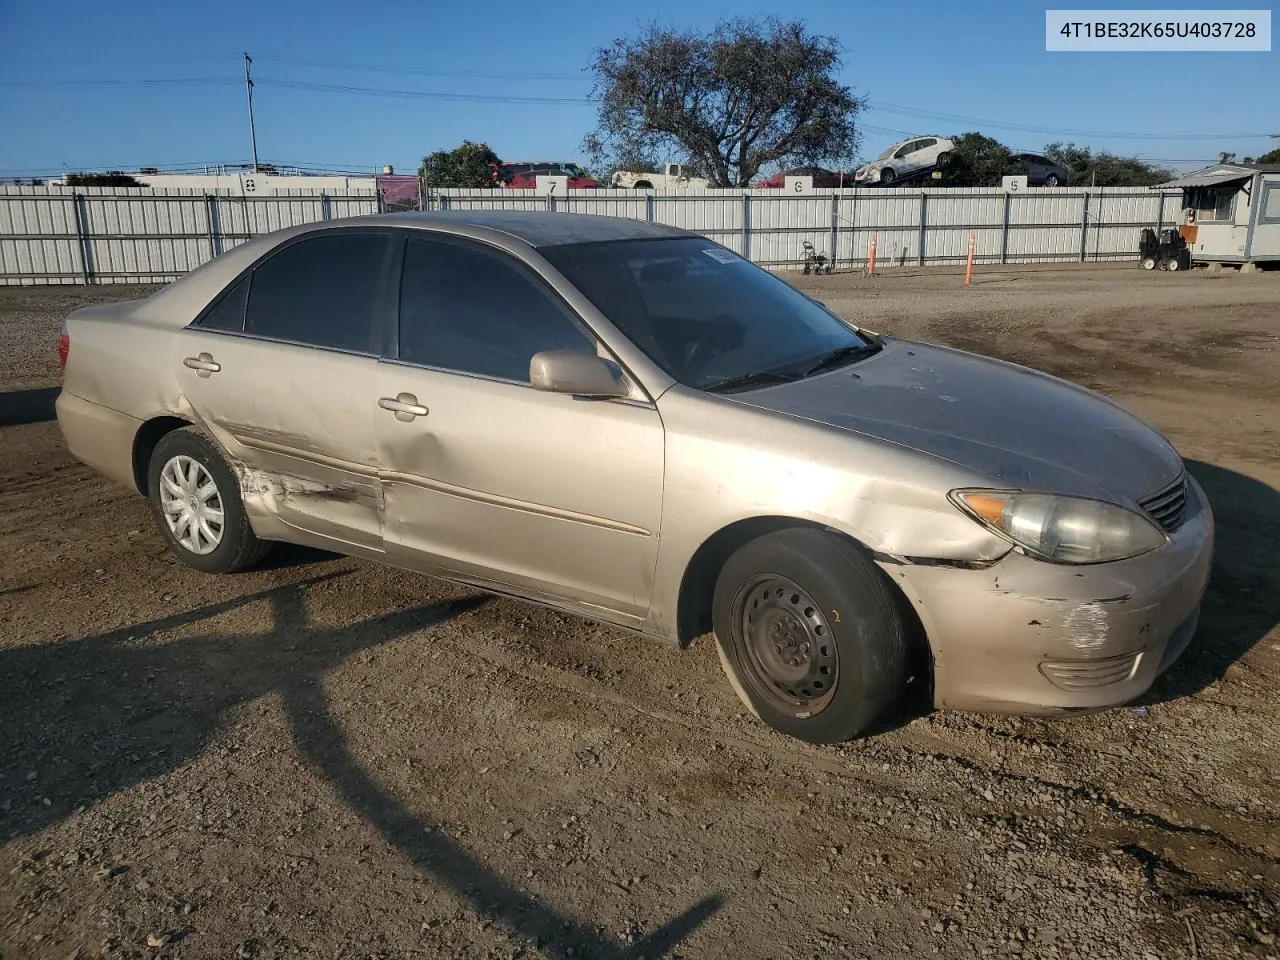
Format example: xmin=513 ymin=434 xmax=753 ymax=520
xmin=378 ymin=393 xmax=429 ymax=422
xmin=183 ymin=352 xmax=221 ymax=377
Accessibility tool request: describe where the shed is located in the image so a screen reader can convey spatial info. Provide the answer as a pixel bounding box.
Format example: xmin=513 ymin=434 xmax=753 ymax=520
xmin=1154 ymin=163 xmax=1280 ymax=264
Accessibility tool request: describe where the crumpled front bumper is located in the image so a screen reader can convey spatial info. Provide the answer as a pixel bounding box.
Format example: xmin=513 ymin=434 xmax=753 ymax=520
xmin=881 ymin=476 xmax=1215 ymax=714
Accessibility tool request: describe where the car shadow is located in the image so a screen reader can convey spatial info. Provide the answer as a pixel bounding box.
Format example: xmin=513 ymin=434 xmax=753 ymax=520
xmin=0 ymin=573 xmax=721 ymax=957
xmin=0 ymin=386 xmax=59 ymax=427
xmin=1142 ymin=459 xmax=1280 ymax=704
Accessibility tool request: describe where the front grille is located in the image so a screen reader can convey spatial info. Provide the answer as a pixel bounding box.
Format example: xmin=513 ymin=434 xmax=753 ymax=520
xmin=1139 ymin=475 xmax=1189 ymax=533
xmin=1040 ymin=651 xmax=1143 ymax=690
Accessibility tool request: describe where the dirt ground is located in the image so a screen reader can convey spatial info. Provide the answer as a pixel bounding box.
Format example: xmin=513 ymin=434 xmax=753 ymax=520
xmin=1 ymin=263 xmax=1277 ymax=960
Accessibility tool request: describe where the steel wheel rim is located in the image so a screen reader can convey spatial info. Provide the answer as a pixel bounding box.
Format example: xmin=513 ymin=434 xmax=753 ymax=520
xmin=734 ymin=575 xmax=838 ymax=716
xmin=1166 ymin=257 xmax=1180 ymax=271
xmin=159 ymin=455 xmax=224 ymax=555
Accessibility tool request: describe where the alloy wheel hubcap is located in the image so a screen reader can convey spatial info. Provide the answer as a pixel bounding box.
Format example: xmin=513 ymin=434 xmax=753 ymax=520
xmin=159 ymin=455 xmax=224 ymax=555
xmin=737 ymin=576 xmax=838 ymax=714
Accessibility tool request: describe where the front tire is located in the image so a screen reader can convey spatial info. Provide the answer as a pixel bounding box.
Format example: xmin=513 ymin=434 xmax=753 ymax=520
xmin=879 ymin=168 xmax=896 ymax=184
xmin=1044 ymin=174 xmax=1060 ymax=187
xmin=147 ymin=426 xmax=270 ymax=573
xmin=712 ymin=528 xmax=907 ymax=743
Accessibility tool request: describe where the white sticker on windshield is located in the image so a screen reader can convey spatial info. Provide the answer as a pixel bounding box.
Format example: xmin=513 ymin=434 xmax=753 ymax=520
xmin=702 ymin=247 xmax=741 ymax=264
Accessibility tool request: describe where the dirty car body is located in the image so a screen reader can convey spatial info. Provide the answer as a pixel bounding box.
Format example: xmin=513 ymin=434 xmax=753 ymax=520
xmin=56 ymin=211 xmax=1213 ymax=741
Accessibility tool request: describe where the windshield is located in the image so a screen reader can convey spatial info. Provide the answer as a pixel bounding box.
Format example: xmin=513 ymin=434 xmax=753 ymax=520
xmin=873 ymin=145 xmax=899 ymax=161
xmin=540 ymin=237 xmax=875 ymax=391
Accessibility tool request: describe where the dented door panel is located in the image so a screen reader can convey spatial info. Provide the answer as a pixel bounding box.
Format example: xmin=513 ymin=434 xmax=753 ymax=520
xmin=374 ymin=361 xmax=664 ymax=618
xmin=175 ymin=330 xmax=383 ymax=551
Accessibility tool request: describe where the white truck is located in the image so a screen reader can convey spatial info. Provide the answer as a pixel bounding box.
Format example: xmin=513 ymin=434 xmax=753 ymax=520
xmin=609 ymin=163 xmax=711 ymax=189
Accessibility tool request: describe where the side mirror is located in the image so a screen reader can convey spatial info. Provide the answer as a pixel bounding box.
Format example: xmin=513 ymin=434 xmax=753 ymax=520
xmin=530 ymin=350 xmax=629 ymax=399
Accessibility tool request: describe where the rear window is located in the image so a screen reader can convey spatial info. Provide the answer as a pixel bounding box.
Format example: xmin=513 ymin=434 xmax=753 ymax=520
xmin=243 ymin=232 xmax=389 ymax=352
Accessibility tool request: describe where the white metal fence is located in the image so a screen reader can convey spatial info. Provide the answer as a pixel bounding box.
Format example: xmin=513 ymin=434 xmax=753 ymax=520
xmin=0 ymin=184 xmax=1182 ymax=285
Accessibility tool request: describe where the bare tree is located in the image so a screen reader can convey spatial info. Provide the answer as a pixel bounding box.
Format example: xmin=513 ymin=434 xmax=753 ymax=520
xmin=586 ymin=18 xmax=864 ymax=187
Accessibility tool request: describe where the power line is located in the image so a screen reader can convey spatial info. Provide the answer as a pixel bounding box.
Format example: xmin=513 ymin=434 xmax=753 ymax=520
xmin=256 ymin=54 xmax=585 ymax=82
xmin=0 ymin=78 xmax=238 ymax=88
xmin=255 ymin=78 xmax=595 ymax=105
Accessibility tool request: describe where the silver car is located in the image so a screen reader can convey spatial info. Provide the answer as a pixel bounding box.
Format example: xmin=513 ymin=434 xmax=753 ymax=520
xmin=55 ymin=212 xmax=1213 ymax=743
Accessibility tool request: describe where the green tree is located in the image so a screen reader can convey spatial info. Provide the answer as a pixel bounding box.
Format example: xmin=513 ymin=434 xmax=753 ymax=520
xmin=419 ymin=141 xmax=501 ymax=188
xmin=1256 ymin=147 xmax=1280 ymax=164
xmin=942 ymin=132 xmax=1018 ymax=187
xmin=64 ymin=171 xmax=143 ymax=187
xmin=1044 ymin=142 xmax=1173 ymax=186
xmin=586 ymin=18 xmax=865 ymax=187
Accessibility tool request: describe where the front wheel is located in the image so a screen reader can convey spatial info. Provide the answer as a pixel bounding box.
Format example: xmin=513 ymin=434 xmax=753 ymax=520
xmin=1044 ymin=174 xmax=1060 ymax=187
xmin=147 ymin=426 xmax=271 ymax=573
xmin=712 ymin=528 xmax=908 ymax=743
xmin=879 ymin=168 xmax=896 ymax=184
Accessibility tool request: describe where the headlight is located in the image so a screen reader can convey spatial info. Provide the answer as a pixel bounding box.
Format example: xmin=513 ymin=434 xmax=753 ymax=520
xmin=950 ymin=490 xmax=1166 ymax=564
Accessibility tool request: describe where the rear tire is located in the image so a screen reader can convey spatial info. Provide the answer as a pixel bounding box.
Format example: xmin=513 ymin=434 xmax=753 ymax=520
xmin=633 ymin=181 xmax=653 ymax=190
xmin=1044 ymin=174 xmax=1060 ymax=187
xmin=147 ymin=426 xmax=270 ymax=574
xmin=1141 ymin=256 xmax=1158 ymax=271
xmin=712 ymin=528 xmax=907 ymax=743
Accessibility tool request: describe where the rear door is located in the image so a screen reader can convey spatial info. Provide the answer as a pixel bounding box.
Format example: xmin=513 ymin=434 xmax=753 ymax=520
xmin=373 ymin=232 xmax=665 ymax=618
xmin=176 ymin=229 xmax=393 ymax=552
xmin=894 ymin=140 xmax=922 ymax=174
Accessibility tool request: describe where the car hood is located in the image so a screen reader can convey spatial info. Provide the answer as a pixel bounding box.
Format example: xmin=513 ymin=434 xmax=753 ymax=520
xmin=730 ymin=338 xmax=1183 ymax=503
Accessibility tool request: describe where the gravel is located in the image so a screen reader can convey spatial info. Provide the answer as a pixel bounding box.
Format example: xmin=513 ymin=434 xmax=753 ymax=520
xmin=1 ymin=263 xmax=1277 ymax=959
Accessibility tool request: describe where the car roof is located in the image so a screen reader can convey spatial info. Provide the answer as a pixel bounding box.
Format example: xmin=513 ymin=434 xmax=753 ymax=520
xmin=367 ymin=211 xmax=689 ymax=246
xmin=137 ymin=211 xmax=694 ymax=326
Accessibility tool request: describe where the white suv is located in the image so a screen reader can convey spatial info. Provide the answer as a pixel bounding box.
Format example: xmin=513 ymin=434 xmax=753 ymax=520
xmin=855 ymin=136 xmax=955 ymax=185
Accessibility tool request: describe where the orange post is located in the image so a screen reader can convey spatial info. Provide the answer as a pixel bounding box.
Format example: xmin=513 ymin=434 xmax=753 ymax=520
xmin=867 ymin=232 xmax=878 ymax=276
xmin=964 ymin=229 xmax=976 ymax=285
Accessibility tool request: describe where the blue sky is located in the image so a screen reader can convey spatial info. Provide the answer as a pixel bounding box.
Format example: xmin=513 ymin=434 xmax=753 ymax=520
xmin=0 ymin=0 xmax=1275 ymax=178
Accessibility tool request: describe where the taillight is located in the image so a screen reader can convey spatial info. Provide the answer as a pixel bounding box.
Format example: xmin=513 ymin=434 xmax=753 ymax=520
xmin=58 ymin=324 xmax=70 ymax=371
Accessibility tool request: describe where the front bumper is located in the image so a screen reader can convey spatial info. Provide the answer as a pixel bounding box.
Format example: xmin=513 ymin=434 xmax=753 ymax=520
xmin=883 ymin=476 xmax=1215 ymax=714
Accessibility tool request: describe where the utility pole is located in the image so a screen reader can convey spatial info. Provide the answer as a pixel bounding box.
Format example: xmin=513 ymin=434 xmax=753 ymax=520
xmin=243 ymin=52 xmax=259 ymax=173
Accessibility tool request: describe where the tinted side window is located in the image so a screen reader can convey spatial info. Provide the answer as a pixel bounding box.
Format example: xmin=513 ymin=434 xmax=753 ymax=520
xmin=399 ymin=237 xmax=595 ymax=382
xmin=196 ymin=274 xmax=249 ymax=332
xmin=244 ymin=233 xmax=388 ymax=351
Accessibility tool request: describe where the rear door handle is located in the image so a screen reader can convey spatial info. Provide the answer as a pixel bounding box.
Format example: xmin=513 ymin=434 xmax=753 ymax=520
xmin=183 ymin=352 xmax=221 ymax=377
xmin=378 ymin=393 xmax=429 ymax=422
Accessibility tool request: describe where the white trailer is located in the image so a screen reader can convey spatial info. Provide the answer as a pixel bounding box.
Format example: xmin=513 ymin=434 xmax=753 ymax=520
xmin=1158 ymin=163 xmax=1280 ymax=266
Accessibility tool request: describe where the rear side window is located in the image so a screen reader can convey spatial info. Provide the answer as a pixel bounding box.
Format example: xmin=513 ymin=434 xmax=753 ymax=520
xmin=244 ymin=232 xmax=389 ymax=352
xmin=197 ymin=274 xmax=249 ymax=332
xmin=398 ymin=236 xmax=594 ymax=382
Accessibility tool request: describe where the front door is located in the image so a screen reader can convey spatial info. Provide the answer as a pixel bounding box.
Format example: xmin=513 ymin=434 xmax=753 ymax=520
xmin=374 ymin=233 xmax=665 ymax=618
xmin=176 ymin=229 xmax=392 ymax=552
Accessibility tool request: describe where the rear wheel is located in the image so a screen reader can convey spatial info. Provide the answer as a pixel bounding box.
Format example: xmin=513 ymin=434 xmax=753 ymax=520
xmin=1141 ymin=256 xmax=1158 ymax=271
xmin=147 ymin=426 xmax=270 ymax=573
xmin=712 ymin=528 xmax=907 ymax=743
xmin=1044 ymin=174 xmax=1060 ymax=187
xmin=633 ymin=181 xmax=653 ymax=190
